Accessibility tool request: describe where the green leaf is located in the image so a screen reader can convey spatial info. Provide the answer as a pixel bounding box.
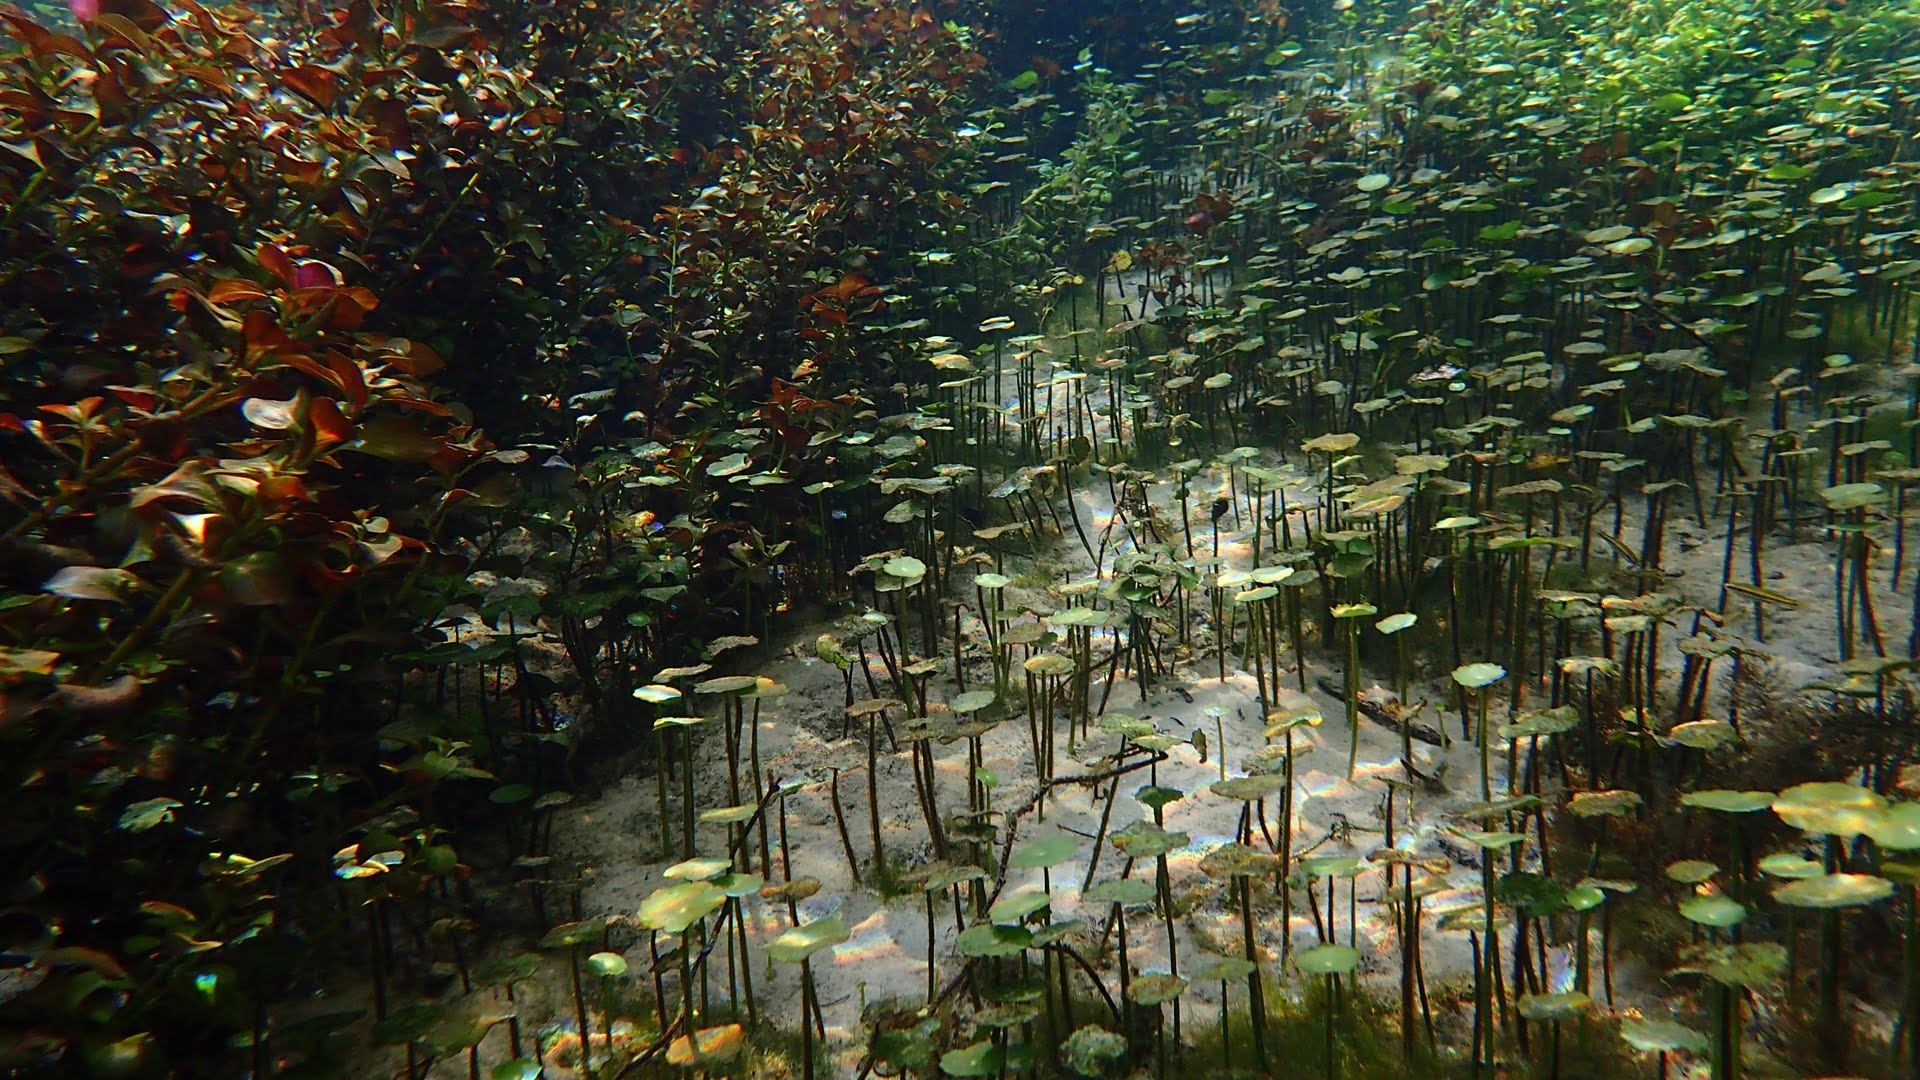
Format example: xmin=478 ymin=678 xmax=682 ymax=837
xmin=637 ymin=882 xmax=725 ymax=935
xmin=586 ymin=951 xmax=628 ymax=978
xmin=882 ymin=555 xmax=928 ymax=582
xmin=1774 ymin=781 xmax=1886 ymax=836
xmin=1568 ymin=789 xmax=1642 ymax=818
xmin=1110 ymin=821 xmax=1189 ymax=858
xmin=706 ymin=452 xmax=750 ymax=477
xmin=1620 ymin=1018 xmax=1708 ymax=1053
xmin=538 ymin=918 xmax=606 ymax=949
xmin=1085 ymin=877 xmax=1156 ymax=907
xmin=1211 ymin=775 xmax=1284 ymax=801
xmin=955 ymin=923 xmax=1031 ymax=958
xmin=1679 ymin=894 xmax=1746 ymax=928
xmin=1008 ymin=833 xmax=1078 ymax=870
xmin=1772 ymin=873 xmax=1893 ymax=909
xmin=951 ymin=689 xmax=996 ymax=713
xmin=1869 ymin=804 xmax=1920 ymax=851
xmin=664 ymin=857 xmax=732 ymax=881
xmin=1680 ymin=790 xmax=1775 ymax=813
xmin=1452 ymin=662 xmax=1507 ymax=688
xmin=1518 ymin=990 xmax=1591 ymax=1020
xmin=766 ymin=916 xmax=850 ymax=963
xmin=1840 ymin=190 xmax=1899 ymax=211
xmin=987 ymin=888 xmax=1053 ymax=925
xmin=1295 ymin=943 xmax=1362 ymax=975
xmin=1673 ymin=941 xmax=1786 ymax=986
xmin=1821 ymin=482 xmax=1884 ymax=511
xmin=942 ymin=1040 xmax=1005 ymax=1076
xmin=1008 ymin=70 xmax=1040 ymax=90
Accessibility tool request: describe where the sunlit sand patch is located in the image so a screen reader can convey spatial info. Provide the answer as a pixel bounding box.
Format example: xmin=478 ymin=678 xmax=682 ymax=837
xmin=742 ymin=908 xmax=798 ymax=935
xmin=1162 ymin=848 xmax=1207 ymax=876
xmin=1295 ymin=768 xmax=1354 ymax=800
xmin=831 ymin=912 xmax=907 ymax=969
xmin=1544 ymin=945 xmax=1577 ymax=993
xmin=1422 ymin=888 xmax=1484 ymax=923
xmin=1351 ymin=756 xmax=1409 ymax=780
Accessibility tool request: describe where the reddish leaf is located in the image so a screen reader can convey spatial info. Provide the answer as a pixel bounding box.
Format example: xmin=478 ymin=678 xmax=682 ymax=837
xmin=308 ymin=396 xmax=353 ymax=443
xmin=408 ymin=22 xmax=476 ymax=49
xmin=373 ymin=98 xmax=412 ymax=149
xmin=1 ymin=11 xmax=54 ymax=47
xmin=292 ymin=260 xmax=341 ymax=289
xmin=388 ymin=395 xmax=452 ymax=417
xmin=104 ymin=385 xmax=157 ymax=410
xmin=91 ymin=13 xmax=151 ymax=55
xmin=257 ymin=244 xmax=295 ymax=288
xmin=209 ymin=278 xmax=269 ymax=305
xmin=383 ymin=339 xmax=444 ymax=377
xmin=258 ymin=474 xmax=311 ymax=505
xmin=277 ymin=352 xmax=344 ymax=388
xmin=322 ymin=353 xmax=368 ymax=415
xmin=281 ymin=66 xmax=339 ymax=108
xmin=428 ymin=443 xmax=479 ymax=475
xmin=174 ymin=0 xmax=224 ymax=40
xmin=131 ymin=461 xmax=222 ymax=509
xmin=99 ymin=0 xmax=168 ymax=31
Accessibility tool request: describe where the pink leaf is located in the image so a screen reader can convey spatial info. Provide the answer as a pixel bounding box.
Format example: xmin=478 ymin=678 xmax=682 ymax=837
xmin=293 ymin=261 xmax=341 ymax=289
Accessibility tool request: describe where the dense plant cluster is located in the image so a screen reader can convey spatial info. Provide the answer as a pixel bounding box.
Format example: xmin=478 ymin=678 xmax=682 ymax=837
xmin=0 ymin=0 xmax=540 ymax=1070
xmin=0 ymin=0 xmax=988 ymax=1074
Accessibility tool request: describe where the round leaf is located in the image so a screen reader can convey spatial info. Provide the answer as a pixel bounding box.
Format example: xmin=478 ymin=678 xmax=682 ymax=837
xmin=766 ymin=916 xmax=851 ymax=963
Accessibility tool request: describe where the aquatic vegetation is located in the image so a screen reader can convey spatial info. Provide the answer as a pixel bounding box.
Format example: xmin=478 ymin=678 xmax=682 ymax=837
xmin=9 ymin=0 xmax=1920 ymax=1076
